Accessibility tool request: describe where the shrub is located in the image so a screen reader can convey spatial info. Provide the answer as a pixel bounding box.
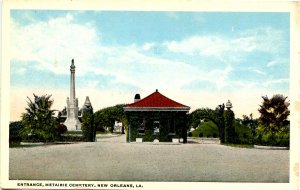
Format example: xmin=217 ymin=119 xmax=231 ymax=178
xmin=56 ymin=124 xmax=67 ymax=134
xmin=96 ymin=125 xmax=106 ymax=132
xmin=199 ymin=133 xmax=203 ymax=137
xmin=255 ymin=124 xmax=289 ymax=147
xmin=234 ymin=120 xmax=253 ymax=145
xmin=81 ymin=107 xmax=95 ymax=142
xmin=213 ymin=133 xmax=217 ymax=138
xmin=191 ymin=121 xmax=218 ymax=138
xmin=61 ymin=135 xmax=83 ymax=142
xmin=9 ymin=121 xmax=23 ymax=145
xmin=188 ymin=132 xmax=192 ymax=137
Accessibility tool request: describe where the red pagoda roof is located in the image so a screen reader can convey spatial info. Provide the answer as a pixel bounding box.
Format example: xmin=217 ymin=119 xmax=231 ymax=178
xmin=124 ymin=90 xmax=190 ymax=112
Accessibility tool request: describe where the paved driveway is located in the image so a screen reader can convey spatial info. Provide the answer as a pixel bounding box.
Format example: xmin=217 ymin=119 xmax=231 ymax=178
xmin=9 ymin=135 xmax=289 ymax=182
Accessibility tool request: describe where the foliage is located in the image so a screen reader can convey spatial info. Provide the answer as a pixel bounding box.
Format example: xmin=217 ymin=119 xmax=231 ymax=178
xmin=214 ymin=104 xmax=226 ymax=143
xmin=255 ymin=124 xmax=289 ymax=147
xmin=224 ymin=109 xmax=235 ymax=143
xmin=9 ymin=121 xmax=23 ymax=145
xmin=94 ymin=104 xmax=127 ymax=133
xmin=258 ymin=94 xmax=290 ymax=131
xmin=20 ymin=94 xmax=60 ymax=142
xmin=241 ymin=114 xmax=258 ymax=135
xmin=189 ymin=105 xmax=225 ymax=142
xmin=191 ymin=121 xmax=219 ymax=138
xmin=57 ymin=124 xmax=67 ymax=134
xmin=81 ymin=106 xmax=95 ymax=142
xmin=234 ymin=120 xmax=253 ymax=144
xmin=60 ymin=135 xmax=83 ymax=142
xmin=255 ymin=94 xmax=290 ymax=147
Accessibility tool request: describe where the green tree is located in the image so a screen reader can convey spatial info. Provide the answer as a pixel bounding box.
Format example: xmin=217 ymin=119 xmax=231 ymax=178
xmin=224 ymin=109 xmax=235 ymax=143
xmin=241 ymin=114 xmax=258 ymax=136
xmin=215 ymin=104 xmax=225 ymax=143
xmin=258 ymin=94 xmax=290 ymax=133
xmin=188 ymin=105 xmax=225 ymax=143
xmin=256 ymin=94 xmax=290 ymax=147
xmin=94 ymin=104 xmax=127 ymax=133
xmin=9 ymin=121 xmax=23 ymax=145
xmin=81 ymin=106 xmax=95 ymax=142
xmin=20 ymin=94 xmax=59 ymax=142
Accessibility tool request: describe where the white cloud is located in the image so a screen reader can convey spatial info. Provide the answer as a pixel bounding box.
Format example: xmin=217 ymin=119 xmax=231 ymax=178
xmin=263 ymin=78 xmax=289 ymax=87
xmin=252 ymin=69 xmax=266 ymax=75
xmin=266 ymin=58 xmax=288 ymax=67
xmin=102 ymin=47 xmax=202 ymax=91
xmin=208 ymin=65 xmax=233 ymax=90
xmin=11 ymin=13 xmax=101 ymax=76
xmin=164 ymin=27 xmax=287 ymax=63
xmin=267 ymin=60 xmax=279 ymax=67
xmin=142 ymin=42 xmax=155 ymax=51
xmin=164 ymin=35 xmax=251 ymax=63
xmin=240 ymin=27 xmax=286 ymax=54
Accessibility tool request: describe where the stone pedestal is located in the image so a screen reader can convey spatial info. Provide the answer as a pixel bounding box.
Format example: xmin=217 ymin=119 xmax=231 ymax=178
xmin=64 ymin=59 xmax=81 ymax=131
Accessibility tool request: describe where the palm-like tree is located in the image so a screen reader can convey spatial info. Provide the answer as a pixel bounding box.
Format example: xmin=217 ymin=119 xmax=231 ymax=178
xmin=258 ymin=94 xmax=290 ymax=132
xmin=20 ymin=94 xmax=58 ymax=142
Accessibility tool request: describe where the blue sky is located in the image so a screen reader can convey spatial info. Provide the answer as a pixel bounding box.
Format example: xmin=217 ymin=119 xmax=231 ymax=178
xmin=10 ymin=10 xmax=290 ymax=120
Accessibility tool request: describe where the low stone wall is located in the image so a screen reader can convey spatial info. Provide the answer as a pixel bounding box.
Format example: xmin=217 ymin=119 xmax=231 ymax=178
xmin=188 ymin=137 xmax=220 ymax=144
xmin=254 ymin=145 xmax=289 ymax=150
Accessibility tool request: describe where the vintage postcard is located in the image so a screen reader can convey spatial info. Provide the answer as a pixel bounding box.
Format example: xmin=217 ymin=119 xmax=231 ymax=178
xmin=1 ymin=0 xmax=300 ymax=190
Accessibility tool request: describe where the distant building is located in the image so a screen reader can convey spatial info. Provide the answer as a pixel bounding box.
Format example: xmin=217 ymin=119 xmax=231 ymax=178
xmin=113 ymin=121 xmax=123 ymax=133
xmin=124 ymin=89 xmax=190 ymax=143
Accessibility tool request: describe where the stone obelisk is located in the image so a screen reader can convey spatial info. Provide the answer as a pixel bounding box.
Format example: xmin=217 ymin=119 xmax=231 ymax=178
xmin=64 ymin=59 xmax=81 ymax=131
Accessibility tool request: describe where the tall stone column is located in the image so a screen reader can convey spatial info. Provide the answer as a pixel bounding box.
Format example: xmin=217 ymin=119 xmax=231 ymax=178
xmin=64 ymin=59 xmax=81 ymax=131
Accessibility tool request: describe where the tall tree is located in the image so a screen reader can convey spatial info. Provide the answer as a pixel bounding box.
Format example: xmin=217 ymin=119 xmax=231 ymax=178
xmin=224 ymin=109 xmax=235 ymax=143
xmin=258 ymin=94 xmax=290 ymax=132
xmin=81 ymin=105 xmax=95 ymax=142
xmin=215 ymin=104 xmax=225 ymax=143
xmin=20 ymin=94 xmax=59 ymax=142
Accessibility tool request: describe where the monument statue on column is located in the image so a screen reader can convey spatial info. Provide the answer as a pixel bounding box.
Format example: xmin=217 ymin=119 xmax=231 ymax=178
xmin=64 ymin=59 xmax=81 ymax=131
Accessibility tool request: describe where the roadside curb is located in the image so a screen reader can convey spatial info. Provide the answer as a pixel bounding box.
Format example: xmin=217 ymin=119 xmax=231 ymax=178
xmin=254 ymin=145 xmax=289 ymax=150
xmin=130 ymin=142 xmax=182 ymax=145
xmin=20 ymin=142 xmax=44 ymax=146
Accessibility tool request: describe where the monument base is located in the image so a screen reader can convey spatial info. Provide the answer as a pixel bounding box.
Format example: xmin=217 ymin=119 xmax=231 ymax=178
xmin=64 ymin=118 xmax=82 ymax=131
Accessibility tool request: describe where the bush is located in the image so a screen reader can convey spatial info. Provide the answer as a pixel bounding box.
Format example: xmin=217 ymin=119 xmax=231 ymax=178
xmin=56 ymin=124 xmax=67 ymax=134
xmin=234 ymin=120 xmax=253 ymax=145
xmin=9 ymin=121 xmax=23 ymax=145
xmin=81 ymin=108 xmax=95 ymax=142
xmin=199 ymin=133 xmax=203 ymax=137
xmin=96 ymin=125 xmax=106 ymax=132
xmin=61 ymin=135 xmax=83 ymax=142
xmin=188 ymin=132 xmax=192 ymax=137
xmin=191 ymin=121 xmax=218 ymax=137
xmin=255 ymin=125 xmax=289 ymax=147
xmin=213 ymin=133 xmax=217 ymax=138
